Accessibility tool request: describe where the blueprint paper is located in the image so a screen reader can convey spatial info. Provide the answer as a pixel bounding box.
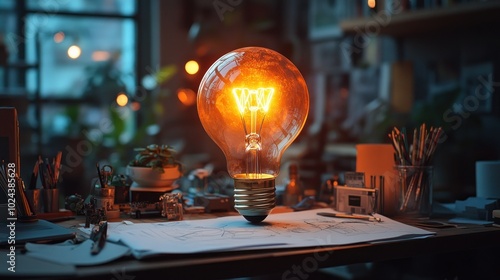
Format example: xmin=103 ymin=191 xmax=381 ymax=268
xmin=80 ymin=208 xmax=434 ymax=259
xmin=24 ymin=239 xmax=131 ymax=266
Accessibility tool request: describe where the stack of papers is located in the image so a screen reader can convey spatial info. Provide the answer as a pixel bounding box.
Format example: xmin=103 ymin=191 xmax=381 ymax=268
xmin=20 ymin=208 xmax=434 ymax=268
xmin=80 ymin=208 xmax=434 ymax=259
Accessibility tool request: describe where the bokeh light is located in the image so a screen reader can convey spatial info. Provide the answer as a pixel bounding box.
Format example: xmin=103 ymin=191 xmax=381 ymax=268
xmin=53 ymin=32 xmax=65 ymax=43
xmin=67 ymin=45 xmax=81 ymax=59
xmin=177 ymin=88 xmax=196 ymax=106
xmin=185 ymin=60 xmax=199 ymax=75
xmin=116 ymin=93 xmax=129 ymax=107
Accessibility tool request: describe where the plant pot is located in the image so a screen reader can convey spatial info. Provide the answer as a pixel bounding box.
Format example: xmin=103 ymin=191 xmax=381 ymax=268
xmin=126 ymin=165 xmax=181 ymax=188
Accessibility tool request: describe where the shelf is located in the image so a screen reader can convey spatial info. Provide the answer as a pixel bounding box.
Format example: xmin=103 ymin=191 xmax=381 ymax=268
xmin=0 ymin=87 xmax=31 ymax=96
xmin=340 ymin=1 xmax=500 ymax=37
xmin=1 ymin=93 xmax=99 ymax=106
xmin=1 ymin=62 xmax=39 ymax=69
xmin=34 ymin=97 xmax=99 ymax=105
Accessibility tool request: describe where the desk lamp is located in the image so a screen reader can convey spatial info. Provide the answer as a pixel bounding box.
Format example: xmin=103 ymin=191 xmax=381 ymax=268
xmin=197 ymin=47 xmax=309 ymax=223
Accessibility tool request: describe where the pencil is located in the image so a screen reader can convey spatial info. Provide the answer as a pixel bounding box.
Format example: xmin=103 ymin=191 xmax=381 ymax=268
xmin=53 ymin=151 xmax=62 ymax=187
xmin=96 ymin=163 xmax=106 ymax=188
xmin=317 ymin=212 xmax=382 ymax=222
xmin=390 ymin=124 xmax=443 ymax=212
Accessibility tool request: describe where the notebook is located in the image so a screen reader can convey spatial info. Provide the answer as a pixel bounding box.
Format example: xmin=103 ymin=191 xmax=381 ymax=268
xmin=1 ymin=219 xmax=76 ymax=246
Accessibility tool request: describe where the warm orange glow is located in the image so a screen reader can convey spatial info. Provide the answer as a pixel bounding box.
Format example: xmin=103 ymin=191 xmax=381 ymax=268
xmin=368 ymin=0 xmax=376 ymax=9
xmin=185 ymin=60 xmax=199 ymax=75
xmin=197 ymin=46 xmax=309 ymax=180
xmin=116 ymin=93 xmax=128 ymax=106
xmin=67 ymin=45 xmax=81 ymax=59
xmin=177 ymin=88 xmax=196 ymax=106
xmin=232 ymin=88 xmax=274 ymax=114
xmin=340 ymin=87 xmax=349 ymax=99
xmin=92 ymin=51 xmax=110 ymax=61
xmin=197 ymin=47 xmax=310 ymax=222
xmin=53 ymin=32 xmax=65 ymax=43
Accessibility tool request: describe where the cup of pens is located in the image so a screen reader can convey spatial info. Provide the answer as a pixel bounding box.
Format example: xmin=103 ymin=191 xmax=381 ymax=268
xmin=389 ymin=124 xmax=443 ymax=217
xmin=396 ymin=165 xmax=434 ymax=216
xmin=30 ymin=152 xmax=63 ymax=213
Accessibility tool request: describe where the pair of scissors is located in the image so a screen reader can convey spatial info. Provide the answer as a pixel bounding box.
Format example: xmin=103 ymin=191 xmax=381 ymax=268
xmin=100 ymin=165 xmax=114 ymax=186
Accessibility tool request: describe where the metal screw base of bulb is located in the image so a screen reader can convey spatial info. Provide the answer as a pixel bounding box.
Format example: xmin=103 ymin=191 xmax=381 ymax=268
xmin=233 ymin=176 xmax=275 ymax=223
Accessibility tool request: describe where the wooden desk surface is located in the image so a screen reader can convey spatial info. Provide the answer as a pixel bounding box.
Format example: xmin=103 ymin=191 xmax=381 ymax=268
xmin=5 ymin=209 xmax=500 ymax=279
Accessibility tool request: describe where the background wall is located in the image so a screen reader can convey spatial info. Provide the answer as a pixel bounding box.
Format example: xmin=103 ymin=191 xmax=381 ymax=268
xmin=155 ymin=1 xmax=500 ymax=201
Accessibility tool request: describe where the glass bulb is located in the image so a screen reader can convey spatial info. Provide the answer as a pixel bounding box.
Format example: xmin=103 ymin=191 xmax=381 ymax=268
xmin=197 ymin=47 xmax=309 ymax=223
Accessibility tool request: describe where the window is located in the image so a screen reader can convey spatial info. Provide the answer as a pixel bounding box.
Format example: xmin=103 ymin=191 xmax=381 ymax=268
xmin=0 ymin=0 xmax=146 ymax=191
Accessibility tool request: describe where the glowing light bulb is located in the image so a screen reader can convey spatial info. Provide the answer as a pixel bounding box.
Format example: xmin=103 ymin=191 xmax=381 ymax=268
xmin=197 ymin=47 xmax=309 ymax=223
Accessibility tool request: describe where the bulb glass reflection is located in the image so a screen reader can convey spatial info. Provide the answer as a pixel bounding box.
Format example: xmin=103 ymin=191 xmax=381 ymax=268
xmin=197 ymin=47 xmax=309 ymax=223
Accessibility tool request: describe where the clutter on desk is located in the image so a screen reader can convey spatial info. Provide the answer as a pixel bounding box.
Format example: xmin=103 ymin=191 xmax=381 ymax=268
xmin=453 ymin=197 xmax=499 ymax=221
xmin=160 ymin=192 xmax=183 ymax=221
xmin=90 ymin=163 xmax=120 ymax=219
xmin=317 ymin=173 xmax=339 ymax=205
xmin=89 ymin=162 xmax=232 ymax=218
xmin=432 ymin=197 xmax=499 ymax=226
xmin=129 ymin=184 xmax=173 ymax=203
xmin=78 ymin=159 xmax=236 ymax=220
xmin=15 ymin=152 xmax=64 ymax=218
xmin=94 ymin=169 xmax=115 ymax=209
xmin=123 ymin=144 xmax=184 ymax=217
xmin=177 ymin=167 xmax=234 ymax=213
xmin=315 ymin=171 xmax=379 ymax=216
xmin=65 ymin=193 xmax=85 ymax=215
xmin=333 ymin=171 xmax=378 ymax=215
xmin=110 ymin=173 xmax=130 ymax=211
xmin=291 ymin=196 xmax=316 ymax=211
xmin=129 ymin=201 xmax=162 ymax=218
xmin=193 ymin=193 xmax=231 ymax=213
xmin=84 ymin=196 xmax=106 ymax=228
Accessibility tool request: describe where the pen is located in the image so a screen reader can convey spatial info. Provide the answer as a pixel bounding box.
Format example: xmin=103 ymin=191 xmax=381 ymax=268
xmin=28 ymin=159 xmax=40 ymax=190
xmin=317 ymin=212 xmax=382 ymax=222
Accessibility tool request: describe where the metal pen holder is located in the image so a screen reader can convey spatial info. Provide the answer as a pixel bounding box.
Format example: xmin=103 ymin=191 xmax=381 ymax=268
xmin=93 ymin=185 xmax=115 ymax=211
xmin=41 ymin=189 xmax=59 ymax=213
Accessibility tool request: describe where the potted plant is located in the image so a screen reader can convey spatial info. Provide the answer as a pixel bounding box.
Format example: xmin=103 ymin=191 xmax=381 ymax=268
xmin=126 ymin=144 xmax=182 ymax=188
